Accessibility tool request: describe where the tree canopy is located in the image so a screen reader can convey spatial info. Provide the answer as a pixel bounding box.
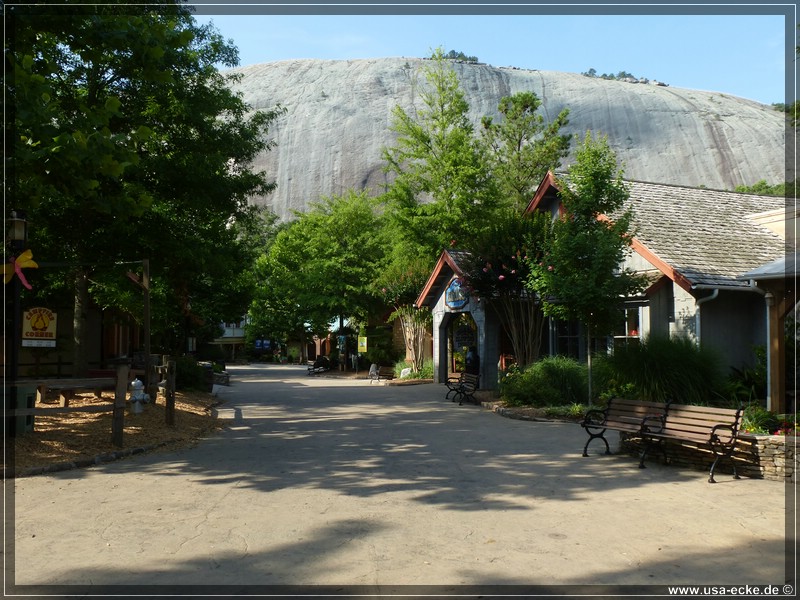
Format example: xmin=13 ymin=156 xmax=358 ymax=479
xmin=7 ymin=2 xmax=283 ymax=364
xmin=526 ymin=133 xmax=646 ymax=337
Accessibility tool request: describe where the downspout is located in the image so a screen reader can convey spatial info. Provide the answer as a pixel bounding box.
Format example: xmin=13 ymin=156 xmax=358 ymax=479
xmin=763 ymin=292 xmax=774 ymax=411
xmin=744 ymin=281 xmax=770 ymax=410
xmin=693 ymin=288 xmax=719 ymax=347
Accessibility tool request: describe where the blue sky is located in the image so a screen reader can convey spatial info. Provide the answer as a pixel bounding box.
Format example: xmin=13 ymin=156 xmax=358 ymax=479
xmin=191 ymin=9 xmax=790 ymax=106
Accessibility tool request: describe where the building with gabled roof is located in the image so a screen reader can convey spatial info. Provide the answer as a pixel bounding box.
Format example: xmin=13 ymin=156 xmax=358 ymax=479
xmin=528 ymin=172 xmax=792 ymax=411
xmin=417 ymin=170 xmax=793 ymax=411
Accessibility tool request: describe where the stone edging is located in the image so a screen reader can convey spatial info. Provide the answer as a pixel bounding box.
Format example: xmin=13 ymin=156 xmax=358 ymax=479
xmin=619 ymin=431 xmax=796 ymax=483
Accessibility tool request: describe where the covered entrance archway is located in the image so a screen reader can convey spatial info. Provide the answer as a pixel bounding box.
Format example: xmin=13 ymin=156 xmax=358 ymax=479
xmin=416 ymin=250 xmax=502 ymax=390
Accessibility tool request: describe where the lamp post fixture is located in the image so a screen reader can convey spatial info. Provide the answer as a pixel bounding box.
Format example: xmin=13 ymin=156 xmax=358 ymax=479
xmin=6 ymin=209 xmax=28 ymax=438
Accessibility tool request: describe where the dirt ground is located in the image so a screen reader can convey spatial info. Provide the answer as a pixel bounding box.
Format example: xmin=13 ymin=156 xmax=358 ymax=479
xmin=5 ymin=388 xmax=222 ymax=478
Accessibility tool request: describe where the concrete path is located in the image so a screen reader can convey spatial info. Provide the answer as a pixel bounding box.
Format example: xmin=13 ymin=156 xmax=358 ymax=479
xmin=8 ymin=364 xmax=793 ymax=596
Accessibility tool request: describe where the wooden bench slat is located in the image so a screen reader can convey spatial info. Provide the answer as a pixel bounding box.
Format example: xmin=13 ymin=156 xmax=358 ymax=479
xmin=668 ymin=403 xmax=740 ymax=416
xmin=639 ymin=402 xmax=742 ymax=483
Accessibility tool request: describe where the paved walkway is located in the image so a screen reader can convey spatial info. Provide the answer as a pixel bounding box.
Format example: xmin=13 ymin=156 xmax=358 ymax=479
xmin=8 ymin=364 xmax=792 ymax=596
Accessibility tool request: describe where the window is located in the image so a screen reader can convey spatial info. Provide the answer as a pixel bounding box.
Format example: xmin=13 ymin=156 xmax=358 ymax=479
xmin=612 ymin=308 xmax=641 ymax=350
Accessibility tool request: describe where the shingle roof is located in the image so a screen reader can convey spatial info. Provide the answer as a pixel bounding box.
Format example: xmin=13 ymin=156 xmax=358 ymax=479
xmin=739 ymin=252 xmax=798 ymax=281
xmin=618 ymin=181 xmax=787 ymax=289
xmin=415 ymin=249 xmax=473 ymax=308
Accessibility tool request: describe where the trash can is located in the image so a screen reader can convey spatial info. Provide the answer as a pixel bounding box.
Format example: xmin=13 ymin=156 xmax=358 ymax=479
xmin=5 ymin=384 xmax=36 ymax=434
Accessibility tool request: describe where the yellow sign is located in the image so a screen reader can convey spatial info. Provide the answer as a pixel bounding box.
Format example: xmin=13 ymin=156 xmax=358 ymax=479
xmin=358 ymin=336 xmax=368 ymax=352
xmin=22 ymin=307 xmax=57 ymax=347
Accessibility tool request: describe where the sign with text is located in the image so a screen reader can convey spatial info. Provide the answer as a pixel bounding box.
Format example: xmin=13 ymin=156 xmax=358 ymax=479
xmin=358 ymin=336 xmax=368 ymax=352
xmin=22 ymin=307 xmax=57 ymax=347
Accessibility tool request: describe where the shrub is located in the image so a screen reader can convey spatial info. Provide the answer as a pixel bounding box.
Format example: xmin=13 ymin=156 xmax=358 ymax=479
xmin=543 ymin=402 xmax=588 ymax=420
xmin=741 ymin=404 xmax=782 ymax=435
xmin=591 ymin=354 xmax=638 ymax=402
xmin=176 ymin=356 xmax=211 ymax=391
xmin=500 ymin=356 xmax=588 ymax=407
xmin=606 ymin=334 xmax=724 ymax=403
xmin=398 ymin=358 xmax=433 ymax=379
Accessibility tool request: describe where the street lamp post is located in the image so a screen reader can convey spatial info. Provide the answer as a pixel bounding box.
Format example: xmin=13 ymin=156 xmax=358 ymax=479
xmin=6 ymin=209 xmax=28 ymax=438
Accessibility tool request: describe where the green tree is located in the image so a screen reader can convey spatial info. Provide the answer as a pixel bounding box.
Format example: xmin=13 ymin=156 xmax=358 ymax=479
xmin=382 ymin=46 xmax=499 ymax=257
xmin=248 ymin=225 xmax=329 ymax=361
xmin=251 ymin=191 xmax=387 ymax=353
xmin=380 ymin=47 xmax=500 ymax=368
xmin=526 ymin=133 xmax=646 ymax=395
xmin=460 ymin=207 xmax=552 ymax=367
xmin=480 ymin=91 xmax=571 ymax=211
xmin=7 ymin=4 xmax=283 ymax=368
xmin=734 ymin=179 xmax=797 ymax=197
xmin=377 ymin=253 xmax=434 ymax=373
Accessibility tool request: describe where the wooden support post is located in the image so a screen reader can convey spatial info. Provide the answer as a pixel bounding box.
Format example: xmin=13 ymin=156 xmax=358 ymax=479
xmin=165 ymin=360 xmax=176 ymax=427
xmin=112 ymin=363 xmax=129 ymax=448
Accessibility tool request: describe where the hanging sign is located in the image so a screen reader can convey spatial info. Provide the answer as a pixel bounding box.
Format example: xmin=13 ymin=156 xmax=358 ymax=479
xmin=445 ymin=278 xmax=469 ymax=310
xmin=22 ymin=307 xmax=57 ymax=347
xmin=358 ymin=336 xmax=368 ymax=352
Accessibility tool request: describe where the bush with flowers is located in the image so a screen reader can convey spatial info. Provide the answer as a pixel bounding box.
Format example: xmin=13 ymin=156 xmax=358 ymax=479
xmin=741 ymin=404 xmax=798 ymax=436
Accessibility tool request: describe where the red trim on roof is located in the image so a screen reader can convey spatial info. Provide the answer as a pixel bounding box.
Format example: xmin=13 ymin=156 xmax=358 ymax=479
xmin=629 ymin=238 xmax=693 ymax=293
xmin=524 ymin=171 xmax=561 ymax=214
xmin=414 ymin=251 xmax=465 ymax=308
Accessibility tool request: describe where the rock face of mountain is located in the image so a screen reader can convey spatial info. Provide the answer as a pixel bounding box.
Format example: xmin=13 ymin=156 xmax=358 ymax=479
xmin=229 ymin=58 xmax=786 ymax=221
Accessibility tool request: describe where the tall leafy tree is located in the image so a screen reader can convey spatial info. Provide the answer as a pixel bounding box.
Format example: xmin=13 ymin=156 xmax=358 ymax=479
xmin=480 ymin=91 xmax=571 ymax=211
xmin=382 ymin=47 xmax=499 ymax=256
xmin=7 ymin=3 xmax=283 ymax=369
xmin=380 ymin=48 xmax=499 ymax=366
xmin=377 ymin=253 xmax=434 ymax=373
xmin=251 ymin=190 xmax=387 ymax=351
xmin=526 ymin=132 xmax=646 ymax=346
xmin=525 ymin=133 xmax=646 ymax=398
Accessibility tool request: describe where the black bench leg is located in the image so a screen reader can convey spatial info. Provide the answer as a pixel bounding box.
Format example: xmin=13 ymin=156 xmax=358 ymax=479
xmin=638 ymin=440 xmax=652 ymax=468
xmin=708 ymin=451 xmax=738 ymax=484
xmin=582 ymin=433 xmax=610 ymax=457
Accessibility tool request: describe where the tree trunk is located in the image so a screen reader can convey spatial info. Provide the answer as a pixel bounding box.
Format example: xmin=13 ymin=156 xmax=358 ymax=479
xmin=72 ymin=269 xmax=90 ymax=377
xmin=394 ymin=305 xmax=430 ymax=373
xmin=495 ymin=295 xmax=546 ymax=369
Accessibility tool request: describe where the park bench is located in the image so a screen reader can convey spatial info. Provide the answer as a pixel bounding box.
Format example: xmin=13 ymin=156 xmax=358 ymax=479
xmin=639 ymin=402 xmax=743 ymax=483
xmin=32 ymin=377 xmax=117 ymax=407
xmin=370 ymin=366 xmax=396 ymax=384
xmin=450 ymin=372 xmax=479 ymax=406
xmin=444 ymin=372 xmax=465 ymax=400
xmin=307 ymin=356 xmax=331 ymax=376
xmin=581 ymin=397 xmax=669 ymax=457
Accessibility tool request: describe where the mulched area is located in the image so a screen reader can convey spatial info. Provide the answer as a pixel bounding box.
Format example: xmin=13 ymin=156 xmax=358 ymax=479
xmin=5 ymin=389 xmax=222 ymax=478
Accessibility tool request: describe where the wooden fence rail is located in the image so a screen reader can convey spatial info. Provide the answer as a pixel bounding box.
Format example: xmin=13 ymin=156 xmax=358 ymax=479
xmin=9 ymin=364 xmax=129 ymax=448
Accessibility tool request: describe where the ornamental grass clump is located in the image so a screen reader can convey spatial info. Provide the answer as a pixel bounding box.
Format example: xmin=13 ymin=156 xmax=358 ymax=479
xmin=605 ymin=334 xmax=724 ymax=404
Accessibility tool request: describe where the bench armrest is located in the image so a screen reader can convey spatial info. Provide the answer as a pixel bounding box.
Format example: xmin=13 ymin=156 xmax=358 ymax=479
xmin=641 ymin=414 xmax=665 ymax=434
xmin=709 ymin=424 xmax=737 ymax=445
xmin=581 ymin=408 xmax=606 ymax=427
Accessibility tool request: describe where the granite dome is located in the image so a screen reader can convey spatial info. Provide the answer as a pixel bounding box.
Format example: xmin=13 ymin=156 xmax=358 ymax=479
xmin=228 ymin=58 xmax=786 ymax=221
